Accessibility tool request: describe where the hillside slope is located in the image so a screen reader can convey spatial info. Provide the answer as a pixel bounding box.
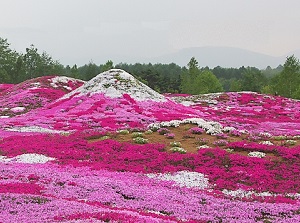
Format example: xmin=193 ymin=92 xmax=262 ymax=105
xmin=0 ymin=76 xmax=84 ymax=117
xmin=0 ymin=70 xmax=205 ymax=135
xmin=1 ymin=70 xmax=300 ymax=138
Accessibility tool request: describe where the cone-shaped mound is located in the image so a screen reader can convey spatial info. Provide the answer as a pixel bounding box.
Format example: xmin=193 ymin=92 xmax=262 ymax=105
xmin=62 ymin=69 xmax=166 ymax=102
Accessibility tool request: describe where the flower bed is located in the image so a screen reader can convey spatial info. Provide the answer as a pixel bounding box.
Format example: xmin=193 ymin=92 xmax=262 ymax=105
xmin=0 ymin=71 xmax=300 ymax=222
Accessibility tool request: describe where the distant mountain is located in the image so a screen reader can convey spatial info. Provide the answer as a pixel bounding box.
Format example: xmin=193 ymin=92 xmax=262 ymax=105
xmin=148 ymin=46 xmax=295 ymax=69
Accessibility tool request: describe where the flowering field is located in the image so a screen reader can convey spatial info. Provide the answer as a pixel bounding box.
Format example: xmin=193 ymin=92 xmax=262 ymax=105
xmin=0 ymin=69 xmax=300 ymax=222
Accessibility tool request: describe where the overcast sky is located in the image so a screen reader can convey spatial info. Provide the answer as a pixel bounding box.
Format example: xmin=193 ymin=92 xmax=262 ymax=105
xmin=1 ymin=0 xmax=300 ymax=66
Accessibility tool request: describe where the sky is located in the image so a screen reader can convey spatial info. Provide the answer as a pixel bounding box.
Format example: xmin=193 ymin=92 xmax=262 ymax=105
xmin=1 ymin=0 xmax=300 ymax=66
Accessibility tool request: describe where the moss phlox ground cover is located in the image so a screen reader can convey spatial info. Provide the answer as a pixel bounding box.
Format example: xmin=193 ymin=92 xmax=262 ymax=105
xmin=1 ymin=70 xmax=300 ymax=222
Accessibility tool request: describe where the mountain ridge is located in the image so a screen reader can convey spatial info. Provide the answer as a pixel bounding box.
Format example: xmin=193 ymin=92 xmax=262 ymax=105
xmin=146 ymin=46 xmax=300 ymax=69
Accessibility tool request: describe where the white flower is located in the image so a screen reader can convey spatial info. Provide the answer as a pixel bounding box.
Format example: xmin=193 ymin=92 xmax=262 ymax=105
xmin=225 ymin=148 xmax=234 ymax=153
xmin=223 ymin=189 xmax=273 ymax=198
xmin=0 ymin=154 xmax=55 ymax=164
xmin=293 ymin=135 xmax=300 ymax=140
xmin=248 ymin=151 xmax=266 ymax=158
xmin=148 ymin=118 xmax=224 ymax=135
xmin=10 ymin=107 xmax=25 ymax=113
xmin=170 ymin=147 xmax=186 ymax=154
xmin=223 ymin=126 xmax=236 ymax=132
xmin=259 ymin=141 xmax=274 ymax=145
xmin=284 ymin=140 xmax=297 ymax=146
xmin=259 ymin=132 xmax=272 ymax=138
xmin=197 ymin=145 xmax=210 ymax=149
xmin=5 ymin=126 xmax=69 ymax=134
xmin=147 ymin=171 xmax=210 ymax=189
xmin=170 ymin=141 xmax=182 ymax=147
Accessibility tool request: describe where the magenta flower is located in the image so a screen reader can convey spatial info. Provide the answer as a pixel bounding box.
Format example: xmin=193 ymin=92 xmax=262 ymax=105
xmin=165 ymin=133 xmax=175 ymax=139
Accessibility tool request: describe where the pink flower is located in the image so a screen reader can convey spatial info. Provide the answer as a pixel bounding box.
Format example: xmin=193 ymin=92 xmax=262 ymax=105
xmin=165 ymin=133 xmax=175 ymax=139
xmin=157 ymin=128 xmax=170 ymax=135
xmin=189 ymin=127 xmax=204 ymax=134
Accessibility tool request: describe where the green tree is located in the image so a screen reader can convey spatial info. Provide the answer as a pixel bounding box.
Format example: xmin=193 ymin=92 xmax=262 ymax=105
xmin=181 ymin=57 xmax=200 ymax=94
xmin=181 ymin=70 xmax=193 ymax=93
xmin=0 ymin=37 xmax=71 ymax=83
xmin=187 ymin=57 xmax=200 ymax=81
xmin=65 ymin=65 xmax=71 ymax=77
xmin=181 ymin=57 xmax=223 ymax=94
xmin=187 ymin=57 xmax=199 ymax=70
xmin=140 ymin=69 xmax=161 ymax=91
xmin=261 ymin=85 xmax=273 ymax=95
xmin=84 ymin=61 xmax=99 ymax=80
xmin=0 ymin=37 xmax=19 ymax=83
xmin=229 ymin=79 xmax=242 ymax=92
xmin=194 ymin=70 xmax=223 ymax=94
xmin=23 ymin=44 xmax=64 ymax=80
xmin=101 ymin=60 xmax=114 ymax=72
xmin=13 ymin=56 xmax=25 ymax=83
xmin=70 ymin=64 xmax=80 ymax=79
xmin=273 ymin=55 xmax=300 ymax=98
xmin=0 ymin=69 xmax=10 ymax=83
xmin=23 ymin=44 xmax=41 ymax=79
xmin=241 ymin=67 xmax=266 ymax=92
xmin=114 ymin=62 xmax=182 ymax=93
xmin=262 ymin=65 xmax=283 ymax=78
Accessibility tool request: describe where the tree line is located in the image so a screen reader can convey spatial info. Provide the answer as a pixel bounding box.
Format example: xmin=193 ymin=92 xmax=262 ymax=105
xmin=1 ymin=37 xmax=300 ymax=99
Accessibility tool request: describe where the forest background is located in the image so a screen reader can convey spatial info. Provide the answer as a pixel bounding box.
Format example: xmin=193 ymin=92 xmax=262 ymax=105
xmin=1 ymin=37 xmax=299 ymax=99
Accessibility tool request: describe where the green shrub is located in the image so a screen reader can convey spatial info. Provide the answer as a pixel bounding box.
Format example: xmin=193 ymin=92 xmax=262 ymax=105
xmin=133 ymin=137 xmax=148 ymax=144
xmin=145 ymin=130 xmax=153 ymax=135
xmin=170 ymin=141 xmax=182 ymax=147
xmin=131 ymin=132 xmax=144 ymax=138
xmin=99 ymin=136 xmax=110 ymax=140
xmin=117 ymin=129 xmax=130 ymax=135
